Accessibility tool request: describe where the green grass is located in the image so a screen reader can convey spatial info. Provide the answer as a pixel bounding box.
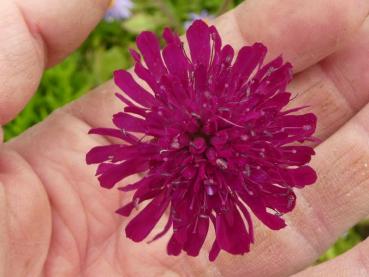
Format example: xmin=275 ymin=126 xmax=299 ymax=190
xmin=4 ymin=0 xmax=368 ymax=264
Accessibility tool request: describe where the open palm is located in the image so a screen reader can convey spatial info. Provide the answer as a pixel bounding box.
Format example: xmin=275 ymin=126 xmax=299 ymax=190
xmin=2 ymin=0 xmax=369 ymax=276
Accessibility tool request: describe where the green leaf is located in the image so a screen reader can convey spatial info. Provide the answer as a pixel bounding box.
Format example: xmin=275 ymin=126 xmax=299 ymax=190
xmin=122 ymin=13 xmax=164 ymax=34
xmin=92 ymin=47 xmax=129 ymax=83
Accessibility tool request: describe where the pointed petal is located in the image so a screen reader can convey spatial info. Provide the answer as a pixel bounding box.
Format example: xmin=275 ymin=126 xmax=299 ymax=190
xmin=88 ymin=128 xmax=138 ymax=144
xmin=215 ymin=206 xmax=250 ymax=255
xmin=86 ymin=145 xmax=121 ymax=164
xmin=280 ymin=166 xmax=317 ymax=188
xmin=183 ymin=216 xmax=209 ymax=256
xmin=281 ymin=146 xmax=315 ymax=165
xmin=98 ymin=160 xmax=148 ymax=188
xmin=163 ymin=27 xmax=181 ymax=46
xmin=126 ymin=193 xmax=170 ymax=242
xmin=239 ymin=193 xmax=286 ymax=230
xmin=209 ymin=241 xmax=221 ymax=261
xmin=136 ymin=31 xmax=167 ymax=77
xmin=112 ymin=112 xmax=146 ymax=133
xmin=114 ymin=70 xmax=157 ymax=108
xmin=116 ymin=202 xmax=135 ymax=217
xmin=232 ymin=43 xmax=267 ymax=82
xmin=149 ymin=215 xmax=173 ymax=243
xmin=167 ymin=234 xmax=182 ymax=256
xmin=162 ymin=44 xmax=189 ymax=80
xmin=186 ymin=20 xmax=211 ymax=66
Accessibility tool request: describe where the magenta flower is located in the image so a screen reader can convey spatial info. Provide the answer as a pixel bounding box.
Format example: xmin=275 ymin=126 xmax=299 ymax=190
xmin=86 ymin=20 xmax=317 ymax=261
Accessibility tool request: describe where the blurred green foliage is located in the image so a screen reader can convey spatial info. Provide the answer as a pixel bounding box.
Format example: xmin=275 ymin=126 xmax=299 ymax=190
xmin=3 ymin=0 xmax=368 ymax=265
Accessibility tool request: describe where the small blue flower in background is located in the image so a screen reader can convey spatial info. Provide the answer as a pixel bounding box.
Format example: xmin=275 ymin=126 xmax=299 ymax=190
xmin=184 ymin=10 xmax=215 ymax=29
xmin=105 ymin=0 xmax=133 ymax=22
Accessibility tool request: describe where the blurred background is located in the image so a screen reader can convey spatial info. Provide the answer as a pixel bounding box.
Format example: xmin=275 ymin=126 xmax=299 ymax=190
xmin=4 ymin=0 xmax=368 ymax=264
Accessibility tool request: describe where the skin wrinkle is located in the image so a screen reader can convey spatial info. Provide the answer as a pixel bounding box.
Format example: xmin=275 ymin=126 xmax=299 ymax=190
xmin=13 ymin=1 xmax=47 ymax=68
xmin=42 ymin=117 xmax=115 ymax=267
xmin=356 ymin=243 xmax=369 ymax=276
xmin=319 ymin=60 xmax=358 ymax=112
xmin=288 ymin=64 xmax=354 ymax=139
xmin=49 ymin=211 xmax=82 ymax=275
xmin=0 ymin=181 xmax=7 ymax=277
xmin=313 ymin=131 xmax=369 ymax=223
xmin=17 ymin=155 xmax=83 ymax=275
xmin=0 ymin=147 xmax=51 ymax=276
xmin=9 ymin=116 xmax=88 ymax=275
xmin=82 ymin=232 xmax=115 ymax=274
xmin=95 ymin=243 xmax=123 ymax=276
xmin=26 ymin=110 xmax=128 ymax=276
xmin=113 ymin=233 xmax=129 ymax=276
xmin=54 ymin=112 xmax=124 ymax=251
xmin=60 ymin=168 xmax=91 ymax=271
xmin=286 ymin=189 xmax=332 ymax=257
xmin=293 ymin=238 xmax=369 ymax=276
xmin=292 ymin=78 xmax=322 ymax=98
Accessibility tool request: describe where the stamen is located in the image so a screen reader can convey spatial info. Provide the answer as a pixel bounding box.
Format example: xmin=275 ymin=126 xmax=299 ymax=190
xmin=216 ymin=158 xmax=228 ymax=170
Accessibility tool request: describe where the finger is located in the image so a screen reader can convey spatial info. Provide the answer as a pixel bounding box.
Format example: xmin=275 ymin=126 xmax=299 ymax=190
xmin=69 ymin=0 xmax=369 ymax=131
xmin=232 ymin=0 xmax=368 ymax=72
xmin=14 ymin=0 xmax=110 ymax=67
xmin=0 ymin=0 xmax=110 ymax=124
xmin=293 ymin=237 xmax=369 ymax=277
xmin=288 ymin=17 xmax=369 ymax=140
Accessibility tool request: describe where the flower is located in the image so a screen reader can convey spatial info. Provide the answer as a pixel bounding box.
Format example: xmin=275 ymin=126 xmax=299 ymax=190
xmin=86 ymin=20 xmax=317 ymax=261
xmin=184 ymin=10 xmax=215 ymax=29
xmin=104 ymin=0 xmax=133 ymax=22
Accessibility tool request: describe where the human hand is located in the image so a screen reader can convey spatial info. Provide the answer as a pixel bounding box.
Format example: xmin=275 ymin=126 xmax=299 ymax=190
xmin=2 ymin=0 xmax=369 ymax=276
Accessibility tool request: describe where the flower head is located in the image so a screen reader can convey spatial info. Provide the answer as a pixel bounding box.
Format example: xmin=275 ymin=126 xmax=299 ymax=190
xmin=86 ymin=20 xmax=317 ymax=261
xmin=104 ymin=0 xmax=133 ymax=22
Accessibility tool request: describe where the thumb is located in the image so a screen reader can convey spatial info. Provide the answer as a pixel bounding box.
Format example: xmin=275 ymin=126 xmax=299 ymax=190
xmin=0 ymin=0 xmax=111 ymax=125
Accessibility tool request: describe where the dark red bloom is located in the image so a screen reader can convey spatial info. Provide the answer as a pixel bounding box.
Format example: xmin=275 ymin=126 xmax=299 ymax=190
xmin=86 ymin=20 xmax=317 ymax=261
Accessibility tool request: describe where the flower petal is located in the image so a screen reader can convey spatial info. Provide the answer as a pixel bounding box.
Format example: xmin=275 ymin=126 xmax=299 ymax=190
xmin=126 ymin=192 xmax=170 ymax=242
xmin=163 ymin=27 xmax=181 ymax=46
xmin=114 ymin=70 xmax=157 ymax=108
xmin=116 ymin=202 xmax=135 ymax=217
xmin=88 ymin=127 xmax=138 ymax=144
xmin=112 ymin=112 xmax=146 ymax=133
xmin=186 ymin=20 xmax=211 ymax=67
xmin=215 ymin=205 xmax=250 ymax=255
xmin=136 ymin=31 xmax=167 ymax=77
xmin=240 ymin=192 xmax=286 ymax=230
xmin=209 ymin=241 xmax=221 ymax=261
xmin=183 ymin=216 xmax=209 ymax=256
xmin=280 ymin=166 xmax=317 ymax=188
xmin=281 ymin=146 xmax=315 ymax=165
xmin=98 ymin=159 xmax=148 ymax=188
xmin=162 ymin=44 xmax=189 ymax=81
xmin=86 ymin=145 xmax=122 ymax=164
xmin=232 ymin=43 xmax=267 ymax=82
